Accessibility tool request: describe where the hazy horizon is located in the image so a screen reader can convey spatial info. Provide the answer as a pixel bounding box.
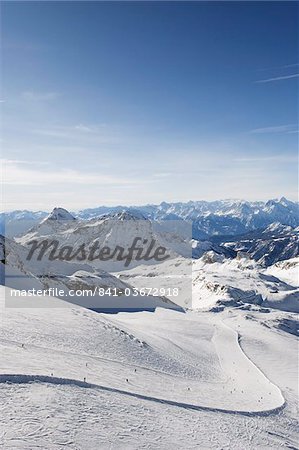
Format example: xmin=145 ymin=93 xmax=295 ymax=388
xmin=2 ymin=195 xmax=298 ymax=214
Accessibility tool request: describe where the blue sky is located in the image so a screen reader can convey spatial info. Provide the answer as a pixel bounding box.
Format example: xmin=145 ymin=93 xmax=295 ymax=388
xmin=1 ymin=1 xmax=298 ymax=211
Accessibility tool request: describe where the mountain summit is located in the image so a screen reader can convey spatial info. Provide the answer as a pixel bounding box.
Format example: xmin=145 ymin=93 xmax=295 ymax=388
xmin=46 ymin=207 xmax=76 ymax=221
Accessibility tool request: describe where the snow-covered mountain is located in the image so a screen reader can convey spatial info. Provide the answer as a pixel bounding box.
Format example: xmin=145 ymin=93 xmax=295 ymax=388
xmin=191 ymin=239 xmax=236 ymax=259
xmin=7 ymin=209 xmax=192 ymax=309
xmin=2 ymin=200 xmax=298 ymax=313
xmin=76 ymin=197 xmax=299 ymax=229
xmin=14 ymin=203 xmax=297 ymax=268
xmin=0 ymin=201 xmax=299 ymax=310
xmin=0 ymin=210 xmax=47 ymax=237
xmin=16 ymin=209 xmax=193 ymax=269
xmin=2 ymin=231 xmax=182 ymax=312
xmin=221 ymin=223 xmax=299 ymax=266
xmin=46 ymin=207 xmax=76 ymax=221
xmin=115 ymin=252 xmax=299 ymax=312
xmin=192 ymin=253 xmax=299 ymax=312
xmin=2 ymin=197 xmax=298 ymax=238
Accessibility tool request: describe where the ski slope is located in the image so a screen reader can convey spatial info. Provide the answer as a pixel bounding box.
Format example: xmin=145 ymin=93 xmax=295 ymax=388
xmin=0 ymin=286 xmax=298 ymax=448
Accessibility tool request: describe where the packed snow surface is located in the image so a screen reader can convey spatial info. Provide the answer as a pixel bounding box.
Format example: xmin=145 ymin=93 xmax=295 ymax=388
xmin=0 ymin=286 xmax=298 ymax=449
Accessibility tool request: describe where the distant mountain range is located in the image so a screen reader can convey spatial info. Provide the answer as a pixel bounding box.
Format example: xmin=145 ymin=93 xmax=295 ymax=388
xmin=1 ymin=199 xmax=298 ymax=312
xmin=0 ymin=197 xmax=298 ymax=267
xmin=1 ymin=197 xmax=299 ymax=239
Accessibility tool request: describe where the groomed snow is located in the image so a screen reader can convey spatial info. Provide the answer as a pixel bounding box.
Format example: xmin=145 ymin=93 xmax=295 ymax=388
xmin=1 ymin=286 xmax=298 ymax=448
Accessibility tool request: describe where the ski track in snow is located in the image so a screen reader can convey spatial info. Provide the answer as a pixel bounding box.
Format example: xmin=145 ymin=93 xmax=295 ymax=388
xmin=0 ymin=373 xmax=286 ymax=417
xmin=0 ymin=315 xmax=285 ymax=415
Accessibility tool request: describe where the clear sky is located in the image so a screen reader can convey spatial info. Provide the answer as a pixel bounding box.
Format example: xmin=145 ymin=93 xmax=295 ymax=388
xmin=1 ymin=1 xmax=298 ymax=211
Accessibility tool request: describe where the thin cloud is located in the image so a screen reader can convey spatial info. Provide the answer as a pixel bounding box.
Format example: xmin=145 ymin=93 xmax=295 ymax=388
xmin=250 ymin=124 xmax=298 ymax=134
xmin=74 ymin=124 xmax=95 ymax=133
xmin=31 ymin=124 xmax=119 ymax=145
xmin=257 ymin=63 xmax=299 ymax=71
xmin=256 ymin=73 xmax=299 ymax=83
xmin=2 ymin=160 xmax=144 ymax=187
xmin=283 ymin=63 xmax=299 ymax=68
xmin=22 ymin=91 xmax=60 ymax=101
xmin=1 ymin=159 xmax=33 ymax=165
xmin=234 ymin=155 xmax=297 ymax=163
xmin=1 ymin=158 xmax=49 ymax=166
xmin=153 ymin=172 xmax=172 ymax=178
xmin=73 ymin=124 xmax=107 ymax=133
